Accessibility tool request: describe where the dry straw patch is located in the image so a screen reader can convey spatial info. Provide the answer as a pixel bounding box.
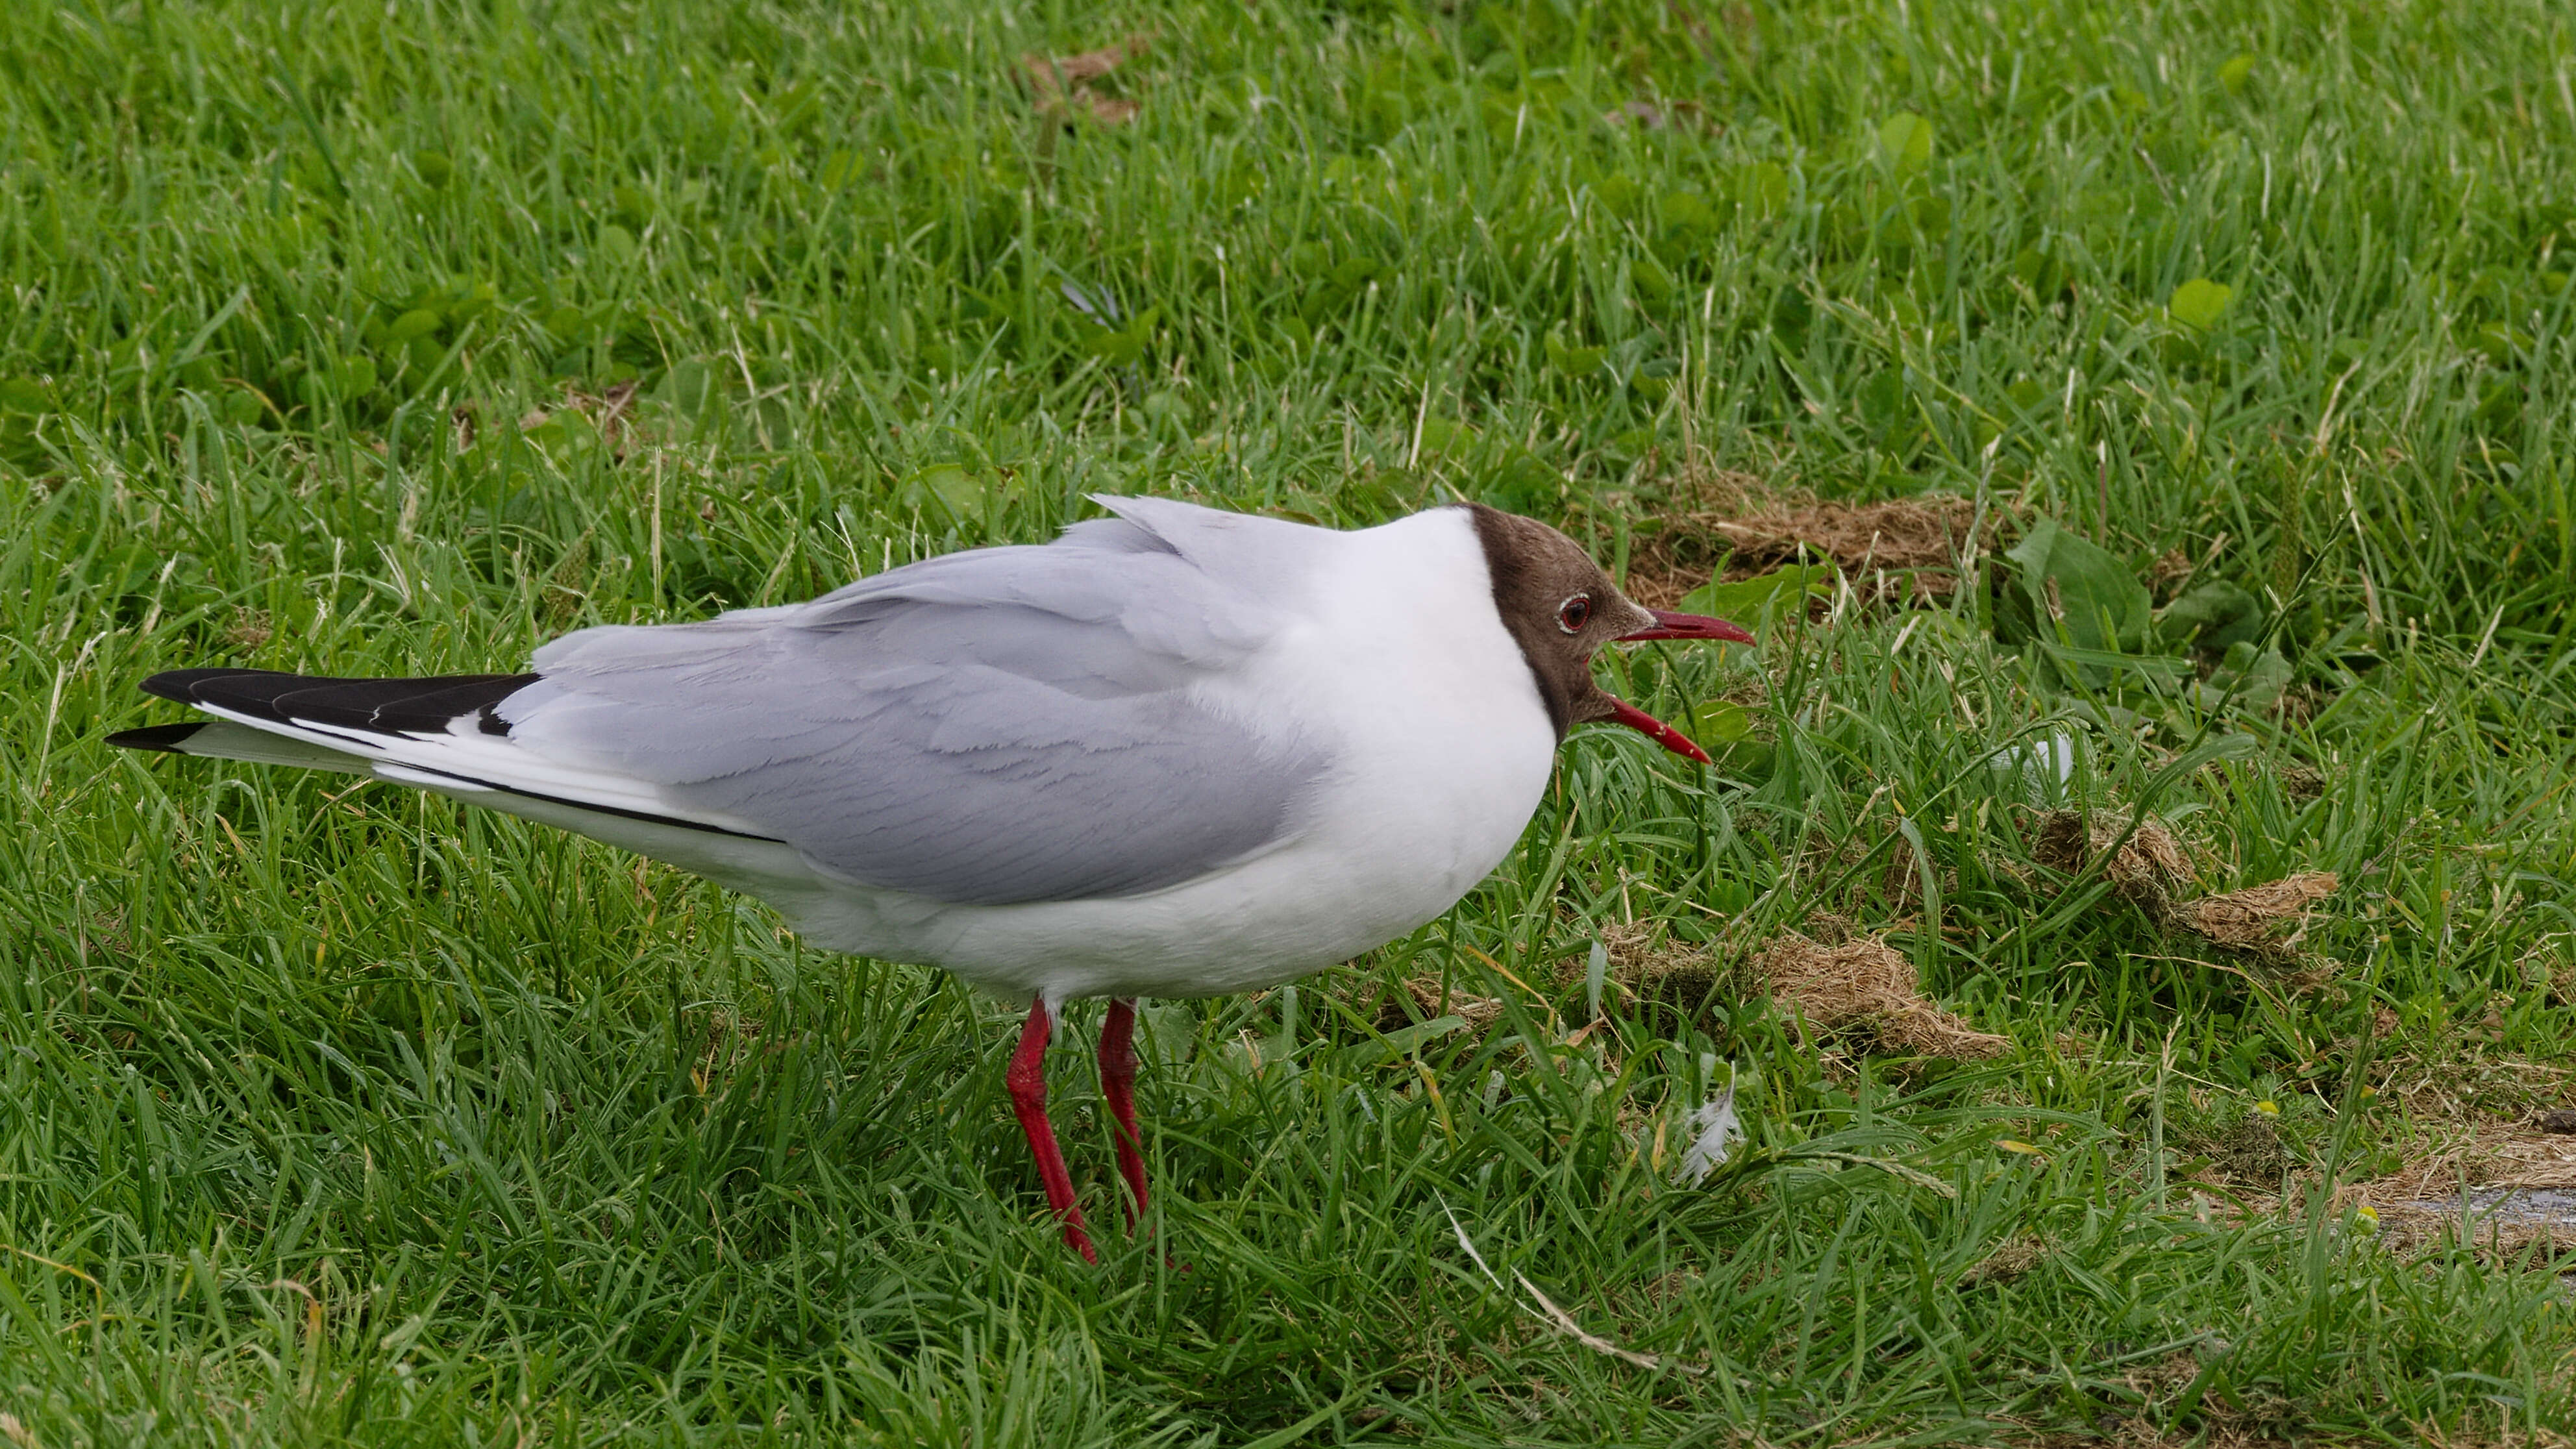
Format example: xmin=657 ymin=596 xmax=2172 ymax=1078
xmin=1957 ymin=1236 xmax=2050 ymax=1287
xmin=2031 ymin=808 xmax=2339 ymax=963
xmin=1755 ymin=926 xmax=2009 ymax=1059
xmin=1019 ymin=34 xmax=1152 ymax=126
xmin=1378 ymin=976 xmax=1505 ymax=1034
xmin=2019 ymin=1420 xmax=2571 ymax=1448
xmin=2033 ymin=808 xmax=2194 ymax=916
xmin=2175 ymin=874 xmax=2341 ymax=958
xmin=2340 ymin=1121 xmax=2576 ymax=1206
xmin=1589 ymin=916 xmax=2006 ymax=1059
xmin=1625 ymin=470 xmax=1988 ymax=608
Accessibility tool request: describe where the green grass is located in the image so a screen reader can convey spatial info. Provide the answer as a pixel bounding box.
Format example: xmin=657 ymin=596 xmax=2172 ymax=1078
xmin=6 ymin=0 xmax=2576 ymax=1442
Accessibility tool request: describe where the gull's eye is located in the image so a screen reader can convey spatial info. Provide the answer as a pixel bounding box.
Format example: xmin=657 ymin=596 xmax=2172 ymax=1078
xmin=1557 ymin=595 xmax=1592 ymax=634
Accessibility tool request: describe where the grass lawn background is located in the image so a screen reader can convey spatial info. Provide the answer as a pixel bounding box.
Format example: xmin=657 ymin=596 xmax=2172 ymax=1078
xmin=5 ymin=0 xmax=2576 ymax=1442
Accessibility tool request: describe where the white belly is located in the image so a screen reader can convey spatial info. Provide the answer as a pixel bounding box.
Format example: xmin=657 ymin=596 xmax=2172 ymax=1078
xmin=781 ymin=713 xmax=1555 ymax=1000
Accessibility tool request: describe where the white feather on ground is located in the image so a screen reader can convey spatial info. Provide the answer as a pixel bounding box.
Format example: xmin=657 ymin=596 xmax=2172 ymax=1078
xmin=1676 ymin=1084 xmax=1741 ymax=1185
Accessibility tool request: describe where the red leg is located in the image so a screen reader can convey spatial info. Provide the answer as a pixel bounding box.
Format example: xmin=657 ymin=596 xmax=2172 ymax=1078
xmin=1006 ymin=998 xmax=1095 ymax=1262
xmin=1097 ymin=998 xmax=1148 ymax=1226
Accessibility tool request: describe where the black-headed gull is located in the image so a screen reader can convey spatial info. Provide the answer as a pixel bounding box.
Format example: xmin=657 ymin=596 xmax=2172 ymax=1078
xmin=110 ymin=497 xmax=1751 ymax=1260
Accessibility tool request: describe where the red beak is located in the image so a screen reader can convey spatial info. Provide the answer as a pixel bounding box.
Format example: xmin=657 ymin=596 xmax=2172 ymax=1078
xmin=1618 ymin=609 xmax=1757 ymax=645
xmin=1606 ymin=700 xmax=1711 ymax=763
xmin=1599 ymin=611 xmax=1752 ymax=763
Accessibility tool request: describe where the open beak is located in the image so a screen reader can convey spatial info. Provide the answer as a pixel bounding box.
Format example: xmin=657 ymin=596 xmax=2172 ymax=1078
xmin=1618 ymin=608 xmax=1756 ymax=645
xmin=1605 ymin=699 xmax=1711 ymax=763
xmin=1600 ymin=611 xmax=1753 ymax=764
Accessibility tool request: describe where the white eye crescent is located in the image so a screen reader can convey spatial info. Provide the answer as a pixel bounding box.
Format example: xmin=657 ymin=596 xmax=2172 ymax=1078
xmin=1557 ymin=595 xmax=1592 ymax=634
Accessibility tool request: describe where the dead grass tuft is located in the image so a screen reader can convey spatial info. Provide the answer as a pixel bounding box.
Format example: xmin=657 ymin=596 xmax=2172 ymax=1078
xmin=1376 ymin=976 xmax=1504 ymax=1035
xmin=1958 ymin=1236 xmax=2049 ymax=1286
xmin=2333 ymin=1121 xmax=2576 ymax=1263
xmin=2172 ymin=874 xmax=2340 ymax=961
xmin=2190 ymin=1115 xmax=2297 ymax=1187
xmin=2031 ymin=810 xmax=2338 ymax=964
xmin=2033 ymin=808 xmax=2194 ymax=916
xmin=1019 ymin=34 xmax=1151 ymax=126
xmin=518 ymin=380 xmax=643 ymax=458
xmin=1599 ymin=919 xmax=1735 ymax=1026
xmin=222 ymin=606 xmax=272 ymax=649
xmin=1756 ymin=930 xmax=2009 ymax=1059
xmin=1626 ymin=473 xmax=1988 ymax=608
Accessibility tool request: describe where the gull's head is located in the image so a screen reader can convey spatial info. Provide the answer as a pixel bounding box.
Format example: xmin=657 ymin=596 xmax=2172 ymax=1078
xmin=1465 ymin=505 xmax=1754 ymax=763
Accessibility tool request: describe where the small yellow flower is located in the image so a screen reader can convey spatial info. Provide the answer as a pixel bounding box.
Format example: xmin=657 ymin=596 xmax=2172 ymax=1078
xmin=2253 ymin=1100 xmax=2279 ymax=1117
xmin=2353 ymin=1204 xmax=2380 ymax=1231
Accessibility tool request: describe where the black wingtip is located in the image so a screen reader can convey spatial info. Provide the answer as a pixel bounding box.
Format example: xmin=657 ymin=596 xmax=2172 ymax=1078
xmin=138 ymin=667 xmax=301 ymax=705
xmin=126 ymin=667 xmax=540 ymax=737
xmin=106 ymin=723 xmax=208 ymax=753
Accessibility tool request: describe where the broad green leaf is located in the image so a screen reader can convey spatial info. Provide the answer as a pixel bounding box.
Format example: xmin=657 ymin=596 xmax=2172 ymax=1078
xmin=1658 ymin=190 xmax=1717 ymax=236
xmin=1544 ymin=331 xmax=1604 ymax=377
xmin=388 ymin=308 xmax=443 ymax=344
xmin=2011 ymin=245 xmax=2065 ymax=299
xmin=1478 ymin=449 xmax=1558 ymax=512
xmin=1085 ymin=327 xmax=1144 ymax=367
xmin=1687 ymin=700 xmax=1751 ymax=745
xmin=1631 ymin=256 xmax=1676 ymax=304
xmin=1631 ymin=357 xmax=1678 ymax=401
xmin=1877 ymin=113 xmax=1934 ymax=172
xmin=2002 ymin=517 xmax=2151 ymax=655
xmin=1413 ymin=417 xmax=1474 ymax=458
xmin=2158 ymin=580 xmax=2264 ymax=650
xmin=2192 ymin=642 xmax=2294 ymax=713
xmin=2217 ymin=53 xmax=2257 ymax=93
xmin=2168 ymin=277 xmax=2233 ymax=330
xmin=903 ymin=464 xmax=982 ymax=522
xmin=1735 ymin=160 xmax=1789 ymax=216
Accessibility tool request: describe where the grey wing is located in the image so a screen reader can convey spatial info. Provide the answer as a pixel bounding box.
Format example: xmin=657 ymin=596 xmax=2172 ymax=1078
xmin=497 ymin=525 xmax=1327 ymax=906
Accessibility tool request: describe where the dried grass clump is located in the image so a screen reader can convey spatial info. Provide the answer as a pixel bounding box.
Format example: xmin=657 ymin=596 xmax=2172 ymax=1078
xmin=1019 ymin=34 xmax=1152 ymax=125
xmin=1584 ymin=921 xmax=1735 ymax=1029
xmin=1376 ymin=976 xmax=1504 ymax=1034
xmin=1957 ymin=1237 xmax=2049 ymax=1287
xmin=1625 ymin=473 xmax=1989 ymax=608
xmin=2033 ymin=810 xmax=2338 ymax=964
xmin=1711 ymin=495 xmax=1983 ymax=580
xmin=2326 ymin=1119 xmax=2576 ymax=1263
xmin=2033 ymin=808 xmax=2193 ymax=916
xmin=2188 ymin=1115 xmax=2296 ymax=1187
xmin=2172 ymin=874 xmax=2340 ymax=960
xmin=1756 ymin=930 xmax=2009 ymax=1059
